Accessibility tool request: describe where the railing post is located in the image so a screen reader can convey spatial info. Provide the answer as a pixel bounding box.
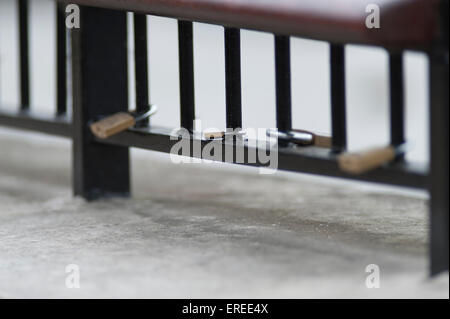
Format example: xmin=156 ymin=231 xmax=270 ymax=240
xmin=18 ymin=0 xmax=29 ymax=111
xmin=178 ymin=20 xmax=195 ymax=132
xmin=388 ymin=52 xmax=405 ymax=153
xmin=274 ymin=35 xmax=292 ymax=147
xmin=225 ymin=27 xmax=242 ymax=131
xmin=71 ymin=6 xmax=130 ymax=200
xmin=429 ymin=52 xmax=449 ymax=275
xmin=429 ymin=1 xmax=449 ymax=275
xmin=56 ymin=2 xmax=67 ymax=116
xmin=330 ymin=44 xmax=347 ymax=153
xmin=134 ymin=13 xmax=150 ymax=127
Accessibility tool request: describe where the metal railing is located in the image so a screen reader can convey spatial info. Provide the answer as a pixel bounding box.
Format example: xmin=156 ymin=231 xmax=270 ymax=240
xmin=0 ymin=0 xmax=447 ymax=275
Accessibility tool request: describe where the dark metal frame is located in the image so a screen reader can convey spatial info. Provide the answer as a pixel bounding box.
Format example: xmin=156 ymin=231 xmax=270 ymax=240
xmin=0 ymin=0 xmax=447 ymax=274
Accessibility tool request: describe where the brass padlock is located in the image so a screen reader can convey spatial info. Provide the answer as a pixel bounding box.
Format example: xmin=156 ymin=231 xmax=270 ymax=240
xmin=90 ymin=105 xmax=157 ymax=139
xmin=204 ymin=131 xmax=225 ymax=140
xmin=338 ymin=143 xmax=409 ymax=174
xmin=204 ymin=129 xmax=247 ymax=140
xmin=90 ymin=112 xmax=135 ymax=139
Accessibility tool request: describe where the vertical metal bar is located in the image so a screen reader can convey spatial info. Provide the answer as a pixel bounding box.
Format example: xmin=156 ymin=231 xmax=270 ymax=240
xmin=275 ymin=35 xmax=292 ymax=137
xmin=56 ymin=2 xmax=67 ymax=116
xmin=330 ymin=44 xmax=347 ymax=152
xmin=134 ymin=13 xmax=149 ymax=127
xmin=178 ymin=20 xmax=195 ymax=132
xmin=225 ymin=27 xmax=242 ymax=130
xmin=429 ymin=0 xmax=449 ymax=275
xmin=18 ymin=0 xmax=29 ymax=110
xmin=389 ymin=52 xmax=405 ymax=154
xmin=72 ymin=6 xmax=130 ymax=200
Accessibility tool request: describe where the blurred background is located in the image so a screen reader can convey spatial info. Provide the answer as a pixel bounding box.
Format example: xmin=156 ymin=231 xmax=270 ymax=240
xmin=0 ymin=0 xmax=429 ymax=163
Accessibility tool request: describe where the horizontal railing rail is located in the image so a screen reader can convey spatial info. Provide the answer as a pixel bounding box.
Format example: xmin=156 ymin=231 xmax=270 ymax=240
xmin=0 ymin=109 xmax=72 ymax=137
xmin=95 ymin=125 xmax=429 ymax=189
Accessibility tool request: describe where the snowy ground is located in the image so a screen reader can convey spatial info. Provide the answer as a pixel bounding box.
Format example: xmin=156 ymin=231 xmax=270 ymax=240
xmin=0 ymin=129 xmax=448 ymax=298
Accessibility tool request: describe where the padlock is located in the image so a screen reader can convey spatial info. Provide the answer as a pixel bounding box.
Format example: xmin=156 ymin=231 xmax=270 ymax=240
xmin=292 ymin=129 xmax=332 ymax=148
xmin=312 ymin=134 xmax=332 ymax=148
xmin=204 ymin=131 xmax=225 ymax=140
xmin=266 ymin=129 xmax=331 ymax=148
xmin=338 ymin=143 xmax=409 ymax=174
xmin=204 ymin=129 xmax=246 ymax=140
xmin=90 ymin=105 xmax=157 ymax=139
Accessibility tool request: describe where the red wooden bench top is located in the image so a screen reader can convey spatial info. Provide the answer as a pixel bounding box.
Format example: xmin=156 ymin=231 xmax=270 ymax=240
xmin=64 ymin=0 xmax=441 ymax=49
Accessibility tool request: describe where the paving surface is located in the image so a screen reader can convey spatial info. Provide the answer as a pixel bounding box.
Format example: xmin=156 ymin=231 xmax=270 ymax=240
xmin=0 ymin=129 xmax=448 ymax=298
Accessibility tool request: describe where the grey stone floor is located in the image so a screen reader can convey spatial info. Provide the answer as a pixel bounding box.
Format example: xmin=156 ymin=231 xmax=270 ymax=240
xmin=0 ymin=129 xmax=448 ymax=298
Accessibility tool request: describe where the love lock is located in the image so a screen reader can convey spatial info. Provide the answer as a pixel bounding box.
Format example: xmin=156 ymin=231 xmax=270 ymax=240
xmin=338 ymin=142 xmax=410 ymax=175
xmin=266 ymin=128 xmax=332 ymax=148
xmin=90 ymin=105 xmax=157 ymax=139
